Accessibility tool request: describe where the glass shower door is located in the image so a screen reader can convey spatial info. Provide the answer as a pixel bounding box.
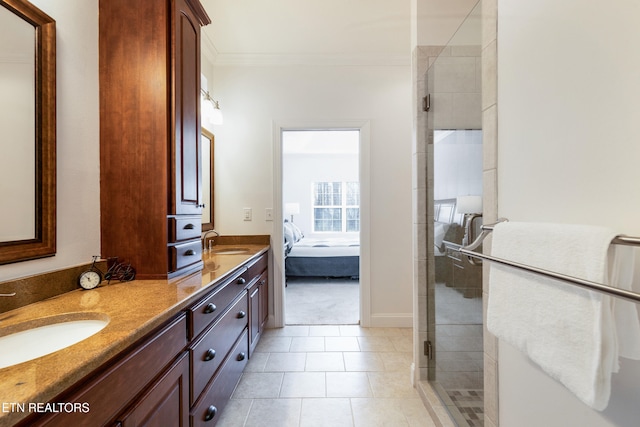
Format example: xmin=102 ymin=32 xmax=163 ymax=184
xmin=426 ymin=2 xmax=484 ymax=426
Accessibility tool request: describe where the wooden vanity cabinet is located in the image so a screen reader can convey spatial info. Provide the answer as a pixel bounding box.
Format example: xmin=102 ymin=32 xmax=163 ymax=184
xmin=99 ymin=0 xmax=211 ymax=279
xmin=20 ymin=314 xmax=188 ymax=427
xmin=187 ymin=252 xmax=269 ymax=425
xmin=17 ymin=252 xmax=269 ymax=427
xmin=116 ymin=352 xmax=190 ymax=427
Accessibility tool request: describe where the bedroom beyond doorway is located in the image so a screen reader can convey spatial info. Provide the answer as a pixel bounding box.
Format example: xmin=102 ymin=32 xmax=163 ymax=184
xmin=282 ymin=130 xmax=361 ymax=325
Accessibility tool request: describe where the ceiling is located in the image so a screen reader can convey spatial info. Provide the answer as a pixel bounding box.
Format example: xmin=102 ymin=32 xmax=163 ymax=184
xmin=200 ymin=0 xmax=411 ymax=62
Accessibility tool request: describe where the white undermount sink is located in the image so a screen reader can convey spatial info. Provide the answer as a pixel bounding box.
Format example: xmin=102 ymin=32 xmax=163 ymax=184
xmin=0 ymin=314 xmax=109 ymax=369
xmin=210 ymin=247 xmax=250 ymax=255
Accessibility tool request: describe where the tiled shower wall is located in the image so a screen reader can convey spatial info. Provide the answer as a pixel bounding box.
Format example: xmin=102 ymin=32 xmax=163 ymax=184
xmin=412 ymin=0 xmax=499 ymax=425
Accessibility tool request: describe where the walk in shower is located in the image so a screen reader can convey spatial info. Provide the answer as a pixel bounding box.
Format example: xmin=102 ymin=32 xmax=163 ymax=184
xmin=426 ymin=2 xmax=484 ymax=426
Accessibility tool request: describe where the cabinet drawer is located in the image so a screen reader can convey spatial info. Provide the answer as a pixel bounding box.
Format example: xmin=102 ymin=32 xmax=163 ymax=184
xmin=189 ymin=269 xmax=248 ymax=340
xmin=190 ymin=294 xmax=248 ymax=403
xmin=191 ymin=329 xmax=249 ymax=427
xmin=169 ymin=216 xmax=202 ymax=242
xmin=245 ymin=252 xmax=268 ymax=283
xmin=170 ymin=240 xmax=203 ymax=271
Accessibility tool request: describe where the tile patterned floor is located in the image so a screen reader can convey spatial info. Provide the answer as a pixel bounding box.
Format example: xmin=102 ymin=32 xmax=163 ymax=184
xmin=216 ymin=325 xmax=438 ymax=427
xmin=446 ymin=389 xmax=484 ymax=427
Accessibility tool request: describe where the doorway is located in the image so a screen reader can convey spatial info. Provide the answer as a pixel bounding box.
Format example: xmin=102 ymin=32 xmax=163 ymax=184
xmin=282 ymin=130 xmax=361 ymax=325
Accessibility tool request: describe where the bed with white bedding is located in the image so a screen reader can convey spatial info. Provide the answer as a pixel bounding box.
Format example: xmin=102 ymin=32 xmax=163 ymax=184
xmin=284 ymin=222 xmax=359 ymax=278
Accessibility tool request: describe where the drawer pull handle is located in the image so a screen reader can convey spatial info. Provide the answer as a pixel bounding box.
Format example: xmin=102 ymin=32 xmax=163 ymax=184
xmin=204 ymin=303 xmax=216 ymax=314
xmin=185 ymin=249 xmax=196 ymax=256
xmin=237 ymin=277 xmax=246 ymax=285
xmin=237 ymin=352 xmax=246 ymax=361
xmin=237 ymin=311 xmax=247 ymax=319
xmin=183 ymin=223 xmax=195 ymax=229
xmin=204 ymin=405 xmax=217 ymax=421
xmin=204 ymin=348 xmax=216 ymax=361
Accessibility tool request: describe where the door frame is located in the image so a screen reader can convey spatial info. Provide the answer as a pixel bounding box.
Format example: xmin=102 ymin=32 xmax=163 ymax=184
xmin=271 ymin=120 xmax=371 ymax=327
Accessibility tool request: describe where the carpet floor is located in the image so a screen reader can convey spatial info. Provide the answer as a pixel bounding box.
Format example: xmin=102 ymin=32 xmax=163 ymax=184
xmin=285 ymin=277 xmax=360 ymax=325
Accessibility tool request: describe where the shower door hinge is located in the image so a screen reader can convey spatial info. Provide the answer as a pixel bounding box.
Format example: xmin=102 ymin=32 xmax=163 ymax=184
xmin=424 ymin=340 xmax=433 ymax=359
xmin=422 ymin=94 xmax=431 ymax=112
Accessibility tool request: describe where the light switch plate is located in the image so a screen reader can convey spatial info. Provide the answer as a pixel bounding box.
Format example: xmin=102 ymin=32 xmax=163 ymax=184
xmin=265 ymin=208 xmax=273 ymax=221
xmin=243 ymin=208 xmax=252 ymax=221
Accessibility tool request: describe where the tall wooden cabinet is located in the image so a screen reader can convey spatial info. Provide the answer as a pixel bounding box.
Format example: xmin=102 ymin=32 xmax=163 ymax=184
xmin=99 ymin=0 xmax=211 ymax=279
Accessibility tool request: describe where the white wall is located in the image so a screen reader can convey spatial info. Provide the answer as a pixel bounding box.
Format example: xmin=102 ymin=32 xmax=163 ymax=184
xmin=0 ymin=0 xmax=100 ymax=281
xmin=209 ymin=62 xmax=413 ymax=325
xmin=498 ymin=0 xmax=640 ymax=425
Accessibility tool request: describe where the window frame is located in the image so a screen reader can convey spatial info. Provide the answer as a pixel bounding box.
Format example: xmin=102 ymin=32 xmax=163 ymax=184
xmin=312 ymin=181 xmax=360 ymax=233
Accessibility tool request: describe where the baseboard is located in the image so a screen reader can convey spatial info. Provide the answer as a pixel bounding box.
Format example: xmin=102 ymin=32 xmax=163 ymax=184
xmin=368 ymin=313 xmax=413 ymax=328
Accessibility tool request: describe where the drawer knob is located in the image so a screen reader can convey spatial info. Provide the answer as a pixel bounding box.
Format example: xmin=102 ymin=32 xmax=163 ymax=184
xmin=204 ymin=348 xmax=216 ymax=361
xmin=237 ymin=352 xmax=246 ymax=361
xmin=204 ymin=303 xmax=217 ymax=314
xmin=204 ymin=405 xmax=217 ymax=421
xmin=237 ymin=311 xmax=247 ymax=319
xmin=183 ymin=223 xmax=195 ymax=229
xmin=260 ymin=279 xmax=266 ymax=286
xmin=185 ymin=249 xmax=196 ymax=256
xmin=237 ymin=277 xmax=246 ymax=285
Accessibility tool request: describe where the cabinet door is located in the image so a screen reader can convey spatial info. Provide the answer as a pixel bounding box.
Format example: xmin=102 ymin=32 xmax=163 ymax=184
xmin=258 ymin=271 xmax=269 ymax=329
xmin=172 ymin=0 xmax=202 ymax=215
xmin=248 ymin=283 xmax=260 ymax=354
xmin=118 ymin=352 xmax=190 ymax=427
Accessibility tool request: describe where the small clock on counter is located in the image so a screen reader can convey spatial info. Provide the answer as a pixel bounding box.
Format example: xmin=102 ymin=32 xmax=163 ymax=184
xmin=78 ymin=256 xmax=136 ymax=290
xmin=78 ymin=256 xmax=104 ymax=290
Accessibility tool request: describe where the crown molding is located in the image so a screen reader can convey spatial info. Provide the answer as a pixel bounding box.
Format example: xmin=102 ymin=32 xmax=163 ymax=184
xmin=213 ymin=52 xmax=410 ymax=67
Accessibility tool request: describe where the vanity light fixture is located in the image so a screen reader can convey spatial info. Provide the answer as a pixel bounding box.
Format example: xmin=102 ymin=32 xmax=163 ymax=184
xmin=201 ymin=89 xmax=223 ymax=125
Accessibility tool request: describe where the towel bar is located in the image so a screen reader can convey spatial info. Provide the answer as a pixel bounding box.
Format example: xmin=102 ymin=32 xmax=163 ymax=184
xmin=459 ymin=219 xmax=640 ymax=304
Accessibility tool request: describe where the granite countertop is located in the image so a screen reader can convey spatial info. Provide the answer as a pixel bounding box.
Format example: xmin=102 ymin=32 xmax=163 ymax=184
xmin=0 ymin=244 xmax=269 ymax=427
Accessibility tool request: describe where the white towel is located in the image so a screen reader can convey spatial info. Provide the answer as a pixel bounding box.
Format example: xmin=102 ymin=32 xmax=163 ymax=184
xmin=487 ymin=222 xmax=628 ymax=410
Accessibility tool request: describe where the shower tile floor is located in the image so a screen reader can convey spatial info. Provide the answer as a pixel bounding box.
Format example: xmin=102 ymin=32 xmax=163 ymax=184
xmin=433 ymin=282 xmax=484 ymax=426
xmin=446 ymin=389 xmax=484 ymax=427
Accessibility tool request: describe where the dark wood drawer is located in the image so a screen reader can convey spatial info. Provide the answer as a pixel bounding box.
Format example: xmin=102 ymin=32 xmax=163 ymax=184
xmin=170 ymin=240 xmax=203 ymax=271
xmin=169 ymin=216 xmax=202 ymax=242
xmin=190 ymin=293 xmax=248 ymax=403
xmin=189 ymin=269 xmax=248 ymax=340
xmin=191 ymin=329 xmax=249 ymax=427
xmin=245 ymin=252 xmax=268 ymax=283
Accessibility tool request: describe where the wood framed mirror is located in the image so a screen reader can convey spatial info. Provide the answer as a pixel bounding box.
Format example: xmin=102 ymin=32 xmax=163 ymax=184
xmin=0 ymin=0 xmax=56 ymax=264
xmin=201 ymin=128 xmax=214 ymax=231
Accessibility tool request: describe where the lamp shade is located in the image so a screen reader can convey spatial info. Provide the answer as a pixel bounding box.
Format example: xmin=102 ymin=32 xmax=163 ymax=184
xmin=456 ymin=195 xmax=482 ymax=214
xmin=210 ymin=102 xmax=223 ymax=125
xmin=285 ymin=202 xmax=300 ymax=215
xmin=201 ymin=92 xmax=223 ymax=126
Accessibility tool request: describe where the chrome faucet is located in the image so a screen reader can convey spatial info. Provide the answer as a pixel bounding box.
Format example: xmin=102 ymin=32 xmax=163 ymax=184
xmin=202 ymin=229 xmax=220 ymax=252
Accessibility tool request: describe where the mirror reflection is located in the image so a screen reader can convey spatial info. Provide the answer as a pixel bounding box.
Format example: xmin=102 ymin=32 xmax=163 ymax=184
xmin=0 ymin=0 xmax=56 ymax=265
xmin=0 ymin=5 xmax=35 ymax=241
xmin=201 ymin=129 xmax=214 ymax=231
